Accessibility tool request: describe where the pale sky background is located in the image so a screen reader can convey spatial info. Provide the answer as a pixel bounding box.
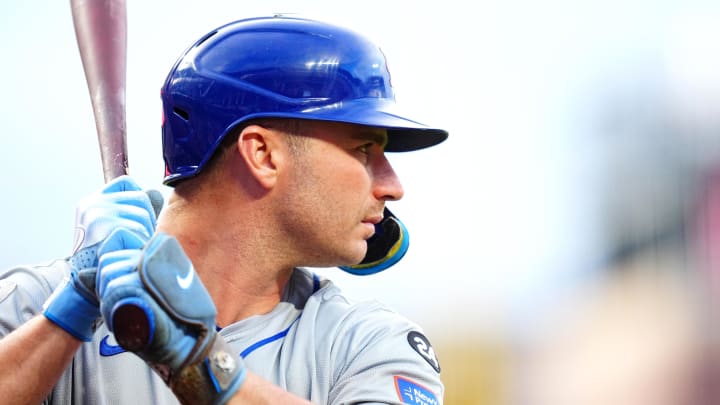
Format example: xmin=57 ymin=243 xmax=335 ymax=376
xmin=2 ymin=0 xmax=720 ymax=342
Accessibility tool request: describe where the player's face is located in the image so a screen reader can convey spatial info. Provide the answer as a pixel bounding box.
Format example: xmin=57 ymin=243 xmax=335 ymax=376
xmin=278 ymin=121 xmax=404 ymax=267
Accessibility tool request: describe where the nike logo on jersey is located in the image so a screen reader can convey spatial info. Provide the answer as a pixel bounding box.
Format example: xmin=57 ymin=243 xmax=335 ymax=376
xmin=176 ymin=262 xmax=194 ymax=289
xmin=99 ymin=335 xmax=127 ymax=356
xmin=407 ymin=331 xmax=441 ymax=373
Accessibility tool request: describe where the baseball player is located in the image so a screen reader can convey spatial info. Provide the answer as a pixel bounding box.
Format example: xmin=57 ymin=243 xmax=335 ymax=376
xmin=0 ymin=16 xmax=447 ymax=404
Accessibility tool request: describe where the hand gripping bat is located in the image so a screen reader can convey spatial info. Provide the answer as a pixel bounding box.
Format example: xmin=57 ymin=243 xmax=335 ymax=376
xmin=70 ymin=0 xmax=128 ymax=182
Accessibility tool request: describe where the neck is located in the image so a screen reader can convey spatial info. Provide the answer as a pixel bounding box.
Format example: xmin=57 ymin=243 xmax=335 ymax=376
xmin=156 ymin=191 xmax=294 ymax=326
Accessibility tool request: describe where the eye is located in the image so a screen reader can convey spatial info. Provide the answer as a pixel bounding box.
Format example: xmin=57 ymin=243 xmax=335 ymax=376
xmin=357 ymin=143 xmax=373 ymax=154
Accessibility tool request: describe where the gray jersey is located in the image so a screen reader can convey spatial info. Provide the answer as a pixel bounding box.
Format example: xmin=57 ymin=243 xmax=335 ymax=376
xmin=0 ymin=260 xmax=443 ymax=405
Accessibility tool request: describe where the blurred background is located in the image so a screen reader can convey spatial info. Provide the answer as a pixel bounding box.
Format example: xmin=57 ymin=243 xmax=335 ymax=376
xmin=3 ymin=0 xmax=720 ymax=403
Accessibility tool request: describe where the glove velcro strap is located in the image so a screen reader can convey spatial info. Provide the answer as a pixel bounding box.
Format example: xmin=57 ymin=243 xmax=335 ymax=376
xmin=43 ymin=273 xmax=100 ymax=342
xmin=169 ymin=334 xmax=246 ymax=405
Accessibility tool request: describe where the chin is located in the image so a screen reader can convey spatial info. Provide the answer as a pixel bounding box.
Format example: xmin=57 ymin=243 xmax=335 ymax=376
xmin=307 ymin=250 xmax=366 ymax=269
xmin=309 ymin=239 xmax=366 ymax=268
xmin=337 ymin=245 xmax=368 ymax=267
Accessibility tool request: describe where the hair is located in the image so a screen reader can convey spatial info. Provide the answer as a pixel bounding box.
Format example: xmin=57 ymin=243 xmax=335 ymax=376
xmin=226 ymin=118 xmax=309 ymax=155
xmin=200 ymin=118 xmax=309 ymax=177
xmin=174 ymin=118 xmax=311 ymax=195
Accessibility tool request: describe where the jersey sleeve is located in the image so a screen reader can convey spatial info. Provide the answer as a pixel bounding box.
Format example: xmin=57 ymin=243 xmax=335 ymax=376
xmin=327 ymin=300 xmax=444 ymax=405
xmin=0 ymin=260 xmax=70 ymax=336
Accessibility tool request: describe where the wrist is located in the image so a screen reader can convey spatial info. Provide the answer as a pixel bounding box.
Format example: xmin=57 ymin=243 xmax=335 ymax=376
xmin=42 ymin=273 xmax=100 ymax=342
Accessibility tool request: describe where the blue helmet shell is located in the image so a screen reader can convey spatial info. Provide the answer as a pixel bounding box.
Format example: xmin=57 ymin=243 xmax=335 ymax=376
xmin=161 ymin=16 xmax=448 ymax=185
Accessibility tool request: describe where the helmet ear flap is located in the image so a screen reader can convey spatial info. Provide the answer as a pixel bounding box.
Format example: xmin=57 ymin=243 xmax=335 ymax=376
xmin=339 ymin=208 xmax=409 ymax=275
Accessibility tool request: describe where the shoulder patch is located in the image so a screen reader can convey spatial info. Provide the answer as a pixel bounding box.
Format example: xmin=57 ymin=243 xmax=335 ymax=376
xmin=407 ymin=331 xmax=441 ymax=372
xmin=394 ymin=375 xmax=440 ymax=405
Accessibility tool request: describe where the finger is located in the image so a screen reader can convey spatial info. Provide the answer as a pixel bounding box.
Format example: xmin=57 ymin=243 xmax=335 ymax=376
xmin=101 ymin=175 xmax=143 ymax=193
xmin=97 ymin=249 xmax=142 ymax=297
xmin=102 ymin=199 xmax=155 ymax=237
xmin=100 ymin=191 xmax=158 ymax=230
xmin=98 ymin=176 xmax=158 ymax=231
xmin=113 ymin=203 xmax=156 ymax=238
xmin=75 ymin=205 xmax=155 ymax=250
xmin=97 ymin=227 xmax=147 ymax=257
xmin=100 ymin=272 xmax=148 ymax=332
xmin=98 ymin=248 xmax=140 ymax=270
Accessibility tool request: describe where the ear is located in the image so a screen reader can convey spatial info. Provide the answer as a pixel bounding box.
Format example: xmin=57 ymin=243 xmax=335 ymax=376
xmin=236 ymin=124 xmax=281 ymax=189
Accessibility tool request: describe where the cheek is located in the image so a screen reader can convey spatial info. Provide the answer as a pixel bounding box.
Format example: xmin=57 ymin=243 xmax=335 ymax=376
xmin=287 ymin=146 xmax=373 ymax=217
xmin=280 ymin=155 xmax=373 ymax=264
xmin=310 ymin=154 xmax=371 ymax=197
xmin=296 ymin=168 xmax=370 ymax=239
xmin=329 ymin=167 xmax=373 ymax=213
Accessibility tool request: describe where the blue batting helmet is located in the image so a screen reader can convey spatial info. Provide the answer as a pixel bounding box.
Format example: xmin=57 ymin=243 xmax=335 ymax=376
xmin=161 ymin=15 xmax=448 ymax=185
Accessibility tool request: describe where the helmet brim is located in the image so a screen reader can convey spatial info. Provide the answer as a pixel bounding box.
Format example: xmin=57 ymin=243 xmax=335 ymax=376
xmin=245 ymin=98 xmax=448 ymax=152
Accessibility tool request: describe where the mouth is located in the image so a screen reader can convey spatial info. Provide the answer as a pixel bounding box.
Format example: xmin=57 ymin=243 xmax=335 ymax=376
xmin=363 ymin=212 xmax=384 ymax=225
xmin=361 ymin=213 xmax=384 ymax=239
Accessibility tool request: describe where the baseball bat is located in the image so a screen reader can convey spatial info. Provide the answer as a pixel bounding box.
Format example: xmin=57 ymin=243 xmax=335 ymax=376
xmin=71 ymin=0 xmax=153 ymax=351
xmin=70 ymin=0 xmax=128 ymax=182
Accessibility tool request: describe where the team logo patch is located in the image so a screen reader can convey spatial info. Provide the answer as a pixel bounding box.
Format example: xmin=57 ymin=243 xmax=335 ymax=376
xmin=407 ymin=331 xmax=441 ymax=373
xmin=394 ymin=375 xmax=439 ymax=405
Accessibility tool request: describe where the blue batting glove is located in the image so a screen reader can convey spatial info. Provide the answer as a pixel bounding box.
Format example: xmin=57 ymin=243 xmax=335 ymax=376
xmin=43 ymin=176 xmax=161 ymax=341
xmin=98 ymin=230 xmax=245 ymax=405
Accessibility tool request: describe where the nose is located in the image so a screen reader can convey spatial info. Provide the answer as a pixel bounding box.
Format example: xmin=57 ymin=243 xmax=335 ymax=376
xmin=372 ymin=154 xmax=404 ymax=201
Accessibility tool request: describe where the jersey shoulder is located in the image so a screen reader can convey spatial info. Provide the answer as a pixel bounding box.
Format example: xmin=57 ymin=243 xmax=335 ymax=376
xmin=312 ymin=279 xmax=442 ymax=373
xmin=0 ymin=258 xmax=71 ymax=333
xmin=305 ymin=272 xmax=444 ymax=404
xmin=0 ymin=258 xmax=71 ymax=296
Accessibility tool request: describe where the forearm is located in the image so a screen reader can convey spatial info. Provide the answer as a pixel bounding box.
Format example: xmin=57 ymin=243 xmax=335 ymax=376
xmin=0 ymin=315 xmax=81 ymax=404
xmin=227 ymin=372 xmax=313 ymax=405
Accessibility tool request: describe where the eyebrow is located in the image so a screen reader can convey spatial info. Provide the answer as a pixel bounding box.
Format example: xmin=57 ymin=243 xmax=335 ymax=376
xmin=351 ymin=131 xmax=389 ymax=148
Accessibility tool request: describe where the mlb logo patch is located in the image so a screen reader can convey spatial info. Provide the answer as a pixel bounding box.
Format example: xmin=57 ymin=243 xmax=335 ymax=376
xmin=394 ymin=375 xmax=439 ymax=405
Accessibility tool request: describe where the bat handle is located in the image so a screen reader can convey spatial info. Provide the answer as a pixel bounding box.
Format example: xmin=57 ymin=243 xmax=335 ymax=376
xmin=110 ymin=297 xmax=154 ymax=352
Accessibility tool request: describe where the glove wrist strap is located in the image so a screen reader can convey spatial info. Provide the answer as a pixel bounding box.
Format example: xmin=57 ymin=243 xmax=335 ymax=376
xmin=43 ymin=273 xmax=100 ymax=342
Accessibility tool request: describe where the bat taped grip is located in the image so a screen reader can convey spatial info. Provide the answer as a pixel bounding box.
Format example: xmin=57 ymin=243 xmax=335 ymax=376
xmin=169 ymin=335 xmax=246 ymax=405
xmin=111 ymin=299 xmax=245 ymax=404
